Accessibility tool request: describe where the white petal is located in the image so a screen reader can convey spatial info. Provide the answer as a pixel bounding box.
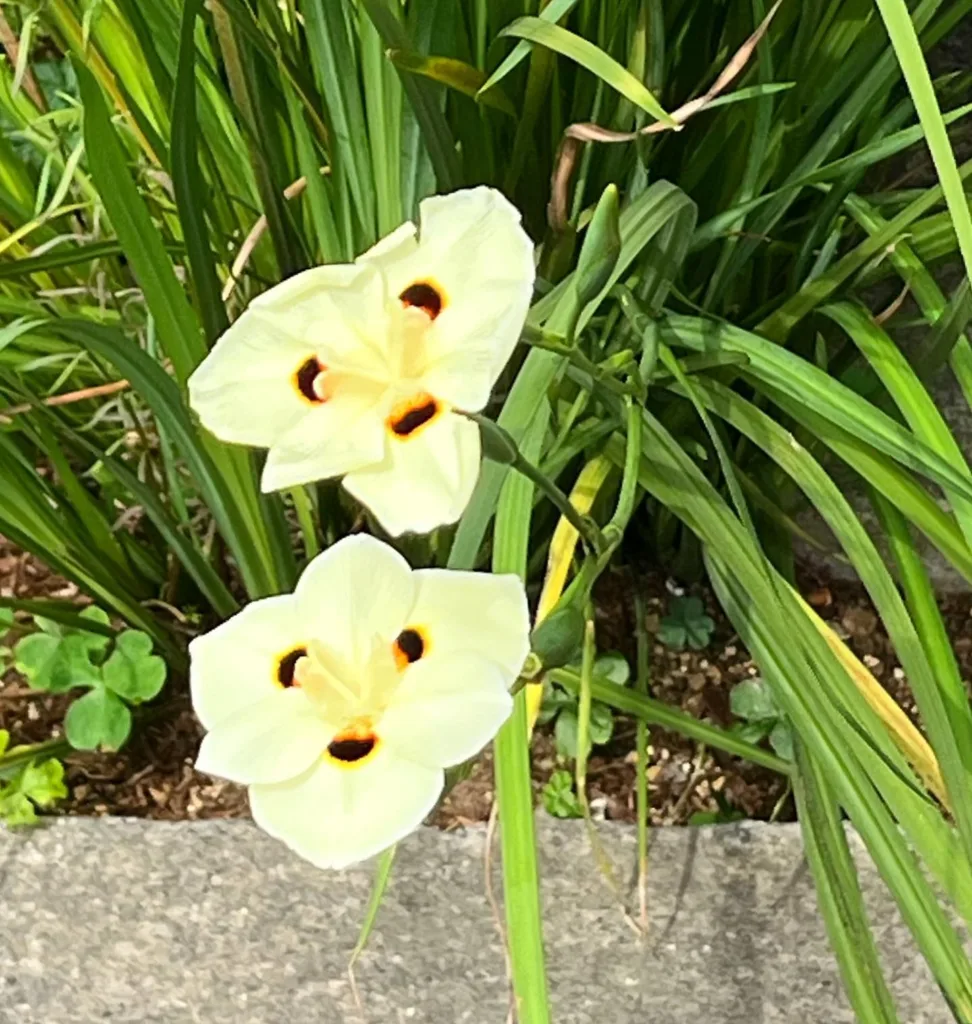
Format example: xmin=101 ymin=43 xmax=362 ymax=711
xmin=249 ymin=747 xmax=443 ymax=869
xmin=406 ymin=570 xmax=530 ymax=684
xmin=357 ymin=220 xmax=419 ymax=280
xmin=343 ymin=410 xmax=480 ymax=536
xmin=190 ymin=595 xmax=306 ymax=732
xmin=251 ymin=262 xmax=392 ymax=378
xmin=380 ymin=652 xmax=512 ymax=768
xmin=189 ymin=263 xmax=393 ymax=449
xmin=400 ymin=187 xmax=535 ymax=411
xmin=260 ymin=374 xmax=390 ymax=493
xmin=195 ymin=688 xmax=332 ymax=785
xmin=295 ymin=535 xmax=415 ymax=669
xmin=188 ymin=309 xmax=318 ymax=447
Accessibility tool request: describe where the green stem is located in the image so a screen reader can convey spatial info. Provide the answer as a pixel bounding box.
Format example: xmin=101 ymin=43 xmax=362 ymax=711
xmin=575 ymin=610 xmax=595 ymax=797
xmin=634 ymin=591 xmax=651 ymax=926
xmin=601 ymin=395 xmax=643 ymax=551
xmin=0 ymin=737 xmax=70 ymax=779
xmin=520 ymin=324 xmax=639 ymax=397
xmin=511 ymin=454 xmax=607 ymax=554
xmin=290 ymin=486 xmax=320 ymax=561
xmin=469 ymin=411 xmax=608 ymax=554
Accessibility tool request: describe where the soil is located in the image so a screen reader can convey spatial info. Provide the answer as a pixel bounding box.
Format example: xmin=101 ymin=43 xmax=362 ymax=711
xmin=4 ymin=536 xmax=970 ymax=829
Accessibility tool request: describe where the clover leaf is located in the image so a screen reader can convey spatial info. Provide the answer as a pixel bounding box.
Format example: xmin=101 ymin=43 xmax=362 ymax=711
xmin=35 ymin=606 xmax=111 ymax=652
xmin=553 ymin=701 xmax=614 ymax=759
xmin=14 ymin=632 xmax=101 ymax=692
xmin=730 ymin=678 xmax=794 ymax=762
xmin=729 ymin=678 xmax=780 ymax=723
xmin=595 ymin=651 xmax=630 ymax=686
xmin=102 ymin=631 xmax=166 ymax=704
xmin=19 ymin=759 xmax=68 ymax=808
xmin=542 ymin=770 xmax=583 ymax=819
xmin=12 ymin=610 xmax=165 ymax=753
xmin=65 ymin=688 xmax=131 ymax=751
xmin=537 ymin=679 xmax=574 ymax=725
xmin=0 ymin=753 xmax=68 ymax=828
xmin=657 ymin=596 xmax=715 ymax=651
xmin=769 ymin=721 xmax=795 ymax=761
xmin=0 ymin=790 xmax=36 ymax=827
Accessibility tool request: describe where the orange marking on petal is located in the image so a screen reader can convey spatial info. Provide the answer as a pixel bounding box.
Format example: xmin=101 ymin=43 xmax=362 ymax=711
xmin=293 ymin=357 xmax=329 ymax=404
xmin=325 ymin=725 xmax=380 ymax=767
xmin=275 ymin=646 xmax=307 ymax=687
xmin=387 ymin=393 xmax=441 ymax=439
xmin=393 ymin=627 xmax=427 ymax=669
xmin=399 ymin=280 xmax=444 ymax=320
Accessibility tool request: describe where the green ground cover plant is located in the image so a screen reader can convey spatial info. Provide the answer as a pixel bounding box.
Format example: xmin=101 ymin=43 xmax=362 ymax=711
xmin=0 ymin=0 xmax=971 ymax=1019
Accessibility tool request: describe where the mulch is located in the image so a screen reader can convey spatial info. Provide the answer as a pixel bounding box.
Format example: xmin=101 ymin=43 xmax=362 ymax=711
xmin=3 ymin=535 xmax=970 ymax=828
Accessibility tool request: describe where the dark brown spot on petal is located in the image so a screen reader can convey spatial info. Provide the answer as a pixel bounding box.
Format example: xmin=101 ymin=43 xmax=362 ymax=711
xmin=294 ymin=357 xmax=326 ymax=403
xmin=276 ymin=647 xmax=307 ymax=687
xmin=394 ymin=628 xmax=425 ymax=666
xmin=327 ymin=735 xmax=377 ymax=763
xmin=389 ymin=395 xmax=440 ymax=438
xmin=399 ymin=281 xmax=443 ymax=320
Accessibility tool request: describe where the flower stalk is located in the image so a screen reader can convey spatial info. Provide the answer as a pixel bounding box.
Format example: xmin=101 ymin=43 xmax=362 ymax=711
xmin=469 ymin=412 xmax=608 ymax=554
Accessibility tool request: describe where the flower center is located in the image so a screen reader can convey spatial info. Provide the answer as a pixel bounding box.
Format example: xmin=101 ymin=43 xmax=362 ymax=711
xmin=387 ymin=393 xmax=440 ymax=438
xmin=399 ymin=281 xmax=443 ymax=320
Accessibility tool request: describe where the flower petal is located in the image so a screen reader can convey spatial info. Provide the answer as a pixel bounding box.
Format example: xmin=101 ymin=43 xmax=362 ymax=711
xmin=406 ymin=570 xmax=530 ymax=683
xmin=250 ymin=262 xmax=392 ymax=378
xmin=295 ymin=535 xmax=415 ymax=670
xmin=188 ymin=311 xmax=318 ymax=447
xmin=190 ymin=595 xmax=305 ymax=732
xmin=196 ymin=688 xmax=333 ymax=785
xmin=380 ymin=652 xmax=512 ymax=768
xmin=357 ymin=220 xmax=418 ymax=279
xmin=260 ymin=373 xmax=389 ymax=493
xmin=249 ymin=747 xmax=443 ymax=869
xmin=360 ymin=187 xmax=535 ymax=411
xmin=343 ymin=410 xmax=480 ymax=535
xmin=189 ymin=263 xmax=393 ymax=450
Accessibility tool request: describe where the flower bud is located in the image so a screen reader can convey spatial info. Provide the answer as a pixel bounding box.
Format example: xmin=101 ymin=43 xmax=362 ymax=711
xmin=475 ymin=415 xmax=520 ymax=465
xmin=530 ymin=605 xmax=584 ymax=670
xmin=574 ymin=184 xmax=621 ymax=309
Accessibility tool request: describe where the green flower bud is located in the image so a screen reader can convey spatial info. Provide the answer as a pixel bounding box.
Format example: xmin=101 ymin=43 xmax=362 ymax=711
xmin=530 ymin=605 xmax=585 ymax=670
xmin=574 ymin=184 xmax=621 ymax=309
xmin=475 ymin=414 xmax=520 ymax=466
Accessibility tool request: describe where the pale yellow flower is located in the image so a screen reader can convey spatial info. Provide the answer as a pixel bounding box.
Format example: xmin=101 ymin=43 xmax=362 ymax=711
xmin=190 ymin=535 xmax=529 ymax=868
xmin=189 ymin=187 xmax=534 ymax=535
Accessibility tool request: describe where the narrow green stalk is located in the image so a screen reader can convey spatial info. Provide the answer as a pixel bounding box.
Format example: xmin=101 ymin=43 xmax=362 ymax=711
xmin=349 ymin=844 xmax=396 ymax=969
xmin=493 ymin=695 xmax=549 ymax=1024
xmin=575 ymin=611 xmax=595 ymax=797
xmin=634 ymin=591 xmax=651 ymax=929
xmin=512 ymin=455 xmax=606 ymax=554
xmin=521 ymin=326 xmax=639 ymax=397
xmin=490 ymin=408 xmax=550 ymax=1024
xmin=470 ymin=411 xmax=607 ymax=553
xmin=601 ymin=395 xmax=643 ymax=551
xmin=872 ymin=0 xmax=972 ymax=289
xmin=0 ymin=736 xmax=70 ymax=780
xmin=290 ymin=486 xmax=320 ymax=561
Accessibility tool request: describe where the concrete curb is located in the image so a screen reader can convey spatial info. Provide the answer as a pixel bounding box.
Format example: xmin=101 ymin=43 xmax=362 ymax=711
xmin=0 ymin=818 xmax=943 ymax=1023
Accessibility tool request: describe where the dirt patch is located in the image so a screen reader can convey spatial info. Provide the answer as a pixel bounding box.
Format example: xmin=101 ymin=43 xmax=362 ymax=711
xmin=6 ymin=538 xmax=969 ymax=828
